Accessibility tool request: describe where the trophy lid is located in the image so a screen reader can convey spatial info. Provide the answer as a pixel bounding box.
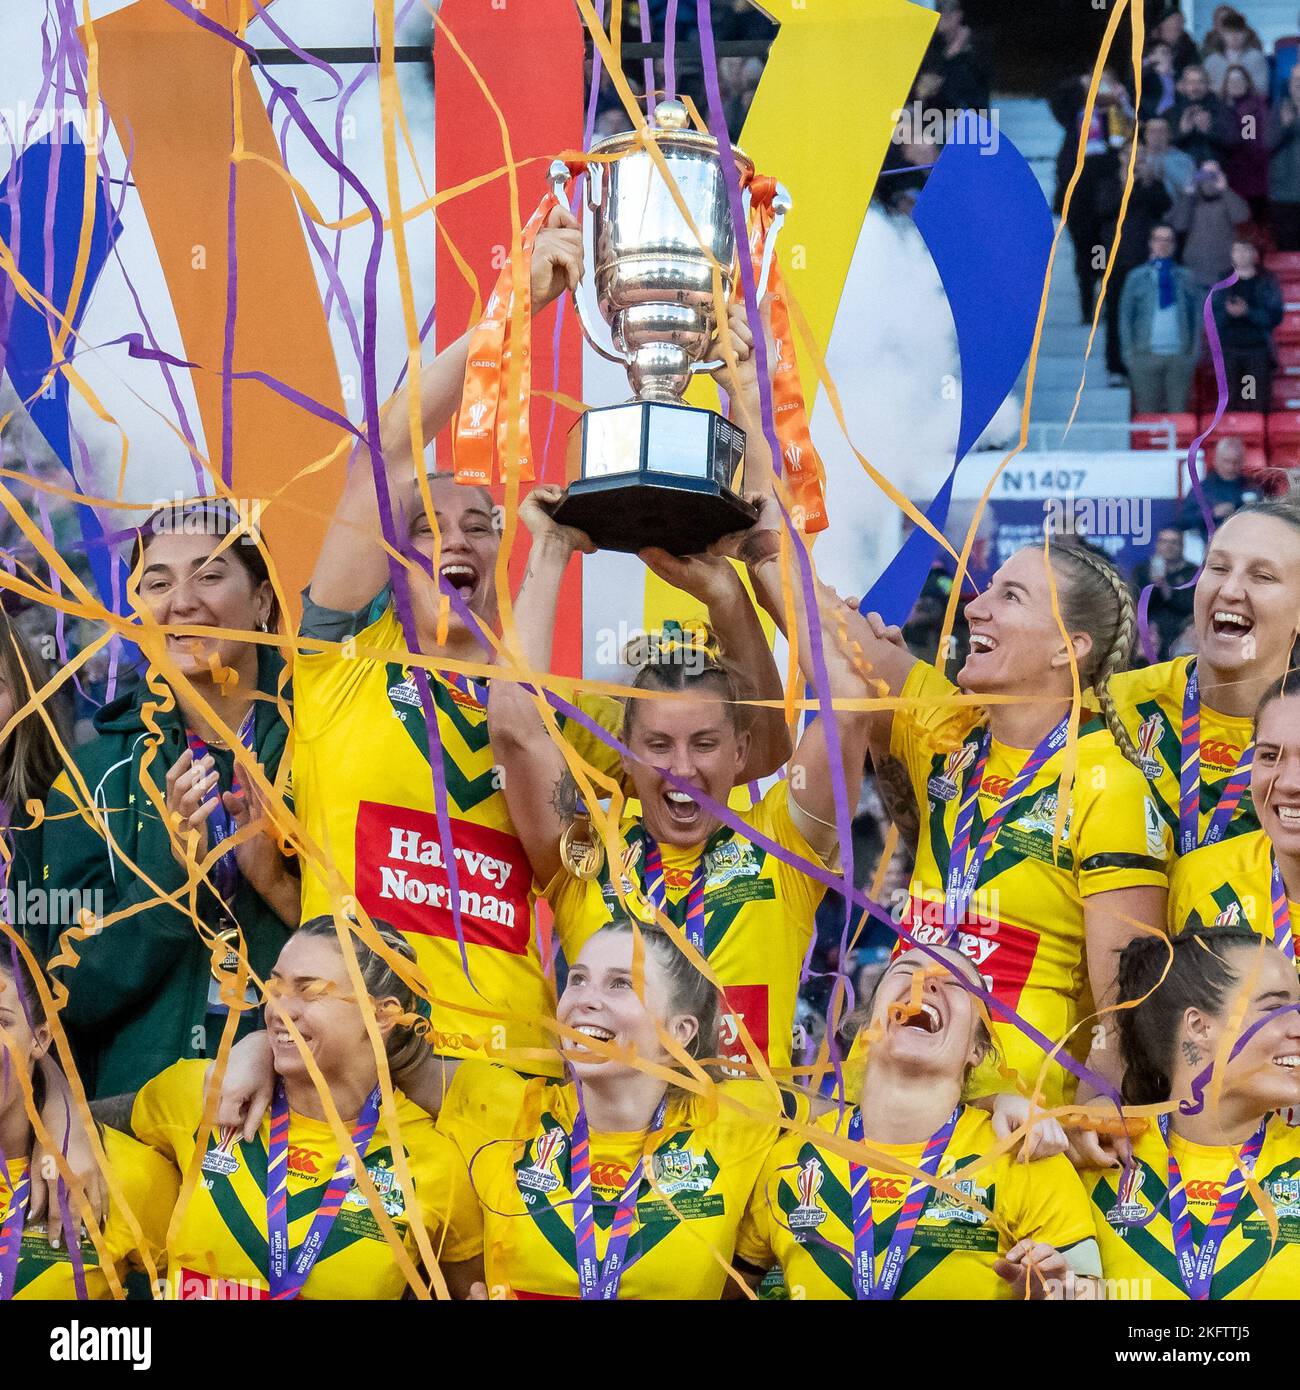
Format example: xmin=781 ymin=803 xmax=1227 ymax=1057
xmin=589 ymin=98 xmax=754 ymax=180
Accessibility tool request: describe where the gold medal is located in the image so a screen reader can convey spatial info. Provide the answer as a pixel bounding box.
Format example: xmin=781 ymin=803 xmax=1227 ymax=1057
xmin=560 ymin=817 xmax=605 ymax=880
xmin=211 ymin=920 xmax=240 ymax=982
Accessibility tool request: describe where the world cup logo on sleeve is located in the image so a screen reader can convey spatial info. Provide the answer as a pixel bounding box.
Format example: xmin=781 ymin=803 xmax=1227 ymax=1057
xmin=927 ymin=743 xmax=978 ymax=805
xmin=788 ymin=1156 xmax=827 ymax=1232
xmin=1106 ymin=1165 xmax=1150 ymax=1228
xmin=1135 ymin=712 xmax=1165 ymax=780
xmin=517 ymin=1127 xmax=566 ymax=1195
xmin=200 ymin=1128 xmax=242 ymax=1178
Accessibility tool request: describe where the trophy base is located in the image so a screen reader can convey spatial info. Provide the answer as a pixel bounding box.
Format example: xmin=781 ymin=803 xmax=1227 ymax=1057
xmin=556 ymin=400 xmax=758 ymax=556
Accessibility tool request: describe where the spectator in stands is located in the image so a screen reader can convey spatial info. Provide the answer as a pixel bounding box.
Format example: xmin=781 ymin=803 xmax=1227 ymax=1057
xmin=917 ymin=1 xmax=990 ymax=113
xmin=1269 ymin=67 xmax=1300 ymax=250
xmin=1138 ymin=41 xmax=1180 ymax=119
xmin=1213 ymin=238 xmax=1284 ymax=411
xmin=1131 ymin=527 xmax=1197 ymax=661
xmin=1203 ymin=10 xmax=1269 ymax=96
xmin=1171 ymin=65 xmax=1230 ymax=166
xmin=1105 ymin=142 xmax=1174 ymax=383
xmin=1155 ymin=6 xmax=1201 ymax=76
xmin=1052 ymin=71 xmax=1132 ymax=320
xmin=1220 ymin=66 xmax=1271 ymax=222
xmin=1118 ymin=222 xmax=1203 ymax=411
xmin=1169 ymin=158 xmax=1250 ymax=290
xmin=1142 ymin=114 xmax=1196 ymax=200
xmin=1177 ymin=435 xmax=1254 ymax=535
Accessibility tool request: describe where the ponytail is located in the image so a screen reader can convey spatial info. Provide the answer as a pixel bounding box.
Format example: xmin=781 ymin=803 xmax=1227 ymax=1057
xmin=1048 ymin=543 xmax=1141 ymax=770
xmin=1114 ymin=924 xmax=1262 ymax=1105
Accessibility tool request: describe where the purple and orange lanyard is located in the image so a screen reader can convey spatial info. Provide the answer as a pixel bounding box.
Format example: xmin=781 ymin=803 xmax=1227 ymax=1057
xmin=569 ymin=1093 xmax=669 ymax=1300
xmin=1268 ymin=852 xmax=1297 ymax=962
xmin=943 ymin=717 xmax=1072 ymax=942
xmin=265 ymin=1080 xmax=382 ymax=1300
xmin=1159 ymin=1111 xmax=1267 ymax=1301
xmin=1179 ymin=663 xmax=1253 ymax=857
xmin=186 ymin=708 xmax=257 ymax=902
xmin=641 ymin=839 xmax=707 ymax=953
xmin=846 ymin=1105 xmax=960 ymax=1300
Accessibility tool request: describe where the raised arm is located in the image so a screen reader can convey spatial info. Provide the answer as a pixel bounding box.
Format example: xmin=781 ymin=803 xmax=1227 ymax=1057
xmin=310 ymin=207 xmax=584 ymax=612
xmin=485 ymin=488 xmax=595 ymax=890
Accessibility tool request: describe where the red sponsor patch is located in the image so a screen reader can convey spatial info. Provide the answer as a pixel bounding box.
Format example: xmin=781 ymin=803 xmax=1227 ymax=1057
xmin=178 ymin=1268 xmax=270 ymax=1300
xmin=1201 ymin=740 xmax=1244 ymax=772
xmin=590 ymin=1161 xmax=633 ymax=1196
xmin=355 ymin=801 xmax=532 ymax=955
xmin=288 ymin=1145 xmax=321 ymax=1177
xmin=894 ymin=896 xmax=1040 ymax=1010
xmin=870 ymin=1177 xmax=907 ymax=1200
xmin=717 ymin=983 xmax=769 ymax=1068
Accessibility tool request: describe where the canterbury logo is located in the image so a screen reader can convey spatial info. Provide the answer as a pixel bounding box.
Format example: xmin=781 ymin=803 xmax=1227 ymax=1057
xmin=288 ymin=1145 xmax=321 ymax=1177
xmin=467 ymin=401 xmax=490 ymax=430
xmin=590 ymin=1162 xmax=632 ymax=1190
xmin=1183 ymin=1180 xmax=1225 ymax=1203
xmin=869 ymin=1177 xmax=907 ymax=1200
xmin=1201 ymin=740 xmax=1243 ymax=766
xmin=980 ymin=774 xmax=1012 ymax=799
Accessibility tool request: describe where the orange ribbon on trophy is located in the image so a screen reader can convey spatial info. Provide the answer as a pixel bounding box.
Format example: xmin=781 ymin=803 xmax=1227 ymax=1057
xmin=746 ymin=174 xmax=828 ymax=535
xmin=453 ymin=157 xmax=588 ymax=485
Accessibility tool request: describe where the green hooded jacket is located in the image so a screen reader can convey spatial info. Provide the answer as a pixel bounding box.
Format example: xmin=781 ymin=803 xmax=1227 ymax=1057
xmin=37 ymin=650 xmax=292 ymax=1097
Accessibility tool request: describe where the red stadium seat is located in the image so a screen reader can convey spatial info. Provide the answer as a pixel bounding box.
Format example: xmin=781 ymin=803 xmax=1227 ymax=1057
xmin=1273 ymin=379 xmax=1300 ymax=410
xmin=1282 ymin=280 xmax=1300 ymax=312
xmin=1269 ymin=412 xmax=1300 ymax=469
xmin=1201 ymin=411 xmax=1266 ymax=444
xmin=1278 ymin=343 xmax=1300 ymax=375
xmin=1130 ymin=413 xmax=1196 ymax=448
xmin=1266 ymin=250 xmax=1300 ymax=275
xmin=1276 ymin=314 xmax=1300 ymax=345
xmin=1245 ymin=444 xmax=1269 ymax=475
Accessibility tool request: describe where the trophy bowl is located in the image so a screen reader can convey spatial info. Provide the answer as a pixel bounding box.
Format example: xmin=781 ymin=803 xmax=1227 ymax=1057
xmin=547 ymin=100 xmax=788 ymax=556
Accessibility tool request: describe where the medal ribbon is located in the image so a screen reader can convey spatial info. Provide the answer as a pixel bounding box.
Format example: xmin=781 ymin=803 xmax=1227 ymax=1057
xmin=265 ymin=1081 xmax=383 ymax=1300
xmin=1269 ymin=852 xmax=1296 ymax=961
xmin=185 ymin=708 xmax=258 ymax=902
xmin=746 ymin=175 xmax=826 ymax=534
xmin=1159 ymin=1111 xmax=1267 ymax=1301
xmin=641 ymin=838 xmax=706 ymax=952
xmin=569 ymin=1093 xmax=668 ymax=1300
xmin=943 ymin=717 xmax=1072 ymax=941
xmin=0 ymin=1164 xmax=29 ymax=1301
xmin=453 ymin=160 xmax=587 ymax=486
xmin=1179 ymin=662 xmax=1254 ymax=856
xmin=846 ymin=1105 xmax=960 ymax=1300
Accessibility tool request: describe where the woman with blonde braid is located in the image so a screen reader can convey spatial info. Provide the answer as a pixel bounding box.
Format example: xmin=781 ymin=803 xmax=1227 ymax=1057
xmin=830 ymin=535 xmax=1170 ymax=1118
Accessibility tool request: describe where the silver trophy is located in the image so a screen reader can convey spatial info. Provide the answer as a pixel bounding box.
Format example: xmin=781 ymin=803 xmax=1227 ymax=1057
xmin=547 ymin=99 xmax=789 ymax=555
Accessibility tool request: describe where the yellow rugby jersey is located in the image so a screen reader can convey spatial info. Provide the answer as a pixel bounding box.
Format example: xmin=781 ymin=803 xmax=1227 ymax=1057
xmin=1088 ymin=1115 xmax=1300 ymax=1299
xmin=294 ymin=597 xmax=624 ymax=1070
xmin=1168 ymin=830 xmax=1300 ymax=952
xmin=545 ymin=781 xmax=827 ymax=1074
xmin=890 ymin=662 xmax=1171 ymax=1106
xmin=2 ymin=1126 xmax=175 ymax=1299
xmin=736 ymin=1104 xmax=1095 ymax=1299
xmin=1109 ymin=658 xmax=1258 ymax=858
xmin=133 ymin=1059 xmax=481 ymax=1300
xmin=437 ymin=1061 xmax=782 ymax=1299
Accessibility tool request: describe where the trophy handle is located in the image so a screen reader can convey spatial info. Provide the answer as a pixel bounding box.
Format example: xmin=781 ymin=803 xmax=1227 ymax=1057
xmin=547 ymin=158 xmax=630 ymax=367
xmin=691 ymin=181 xmax=792 ymax=377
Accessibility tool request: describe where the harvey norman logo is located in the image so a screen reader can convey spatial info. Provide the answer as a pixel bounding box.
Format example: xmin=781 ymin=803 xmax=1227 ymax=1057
xmin=354 ymin=801 xmax=531 ymax=954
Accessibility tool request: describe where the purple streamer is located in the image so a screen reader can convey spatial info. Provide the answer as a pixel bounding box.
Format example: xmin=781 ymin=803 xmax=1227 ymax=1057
xmin=664 ymin=0 xmax=680 ymax=100
xmin=1137 ymin=272 xmax=1237 ymax=662
xmin=638 ymin=0 xmax=656 ymax=116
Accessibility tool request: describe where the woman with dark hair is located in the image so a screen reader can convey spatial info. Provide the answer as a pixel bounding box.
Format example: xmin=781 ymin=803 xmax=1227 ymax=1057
xmin=95 ymin=917 xmax=482 ymax=1299
xmin=1089 ymin=926 xmax=1300 ymax=1299
xmin=1170 ymin=673 xmax=1300 ymax=952
xmin=736 ymin=947 xmax=1099 ymax=1299
xmin=436 ymin=918 xmax=784 ymax=1300
xmin=39 ymin=500 xmax=297 ymax=1097
xmin=1220 ymin=64 xmax=1270 ymax=221
xmin=0 ymin=944 xmax=176 ymax=1298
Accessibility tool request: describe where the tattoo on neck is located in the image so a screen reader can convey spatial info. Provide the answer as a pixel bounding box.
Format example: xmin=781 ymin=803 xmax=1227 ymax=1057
xmin=1181 ymin=1039 xmax=1201 ymax=1067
